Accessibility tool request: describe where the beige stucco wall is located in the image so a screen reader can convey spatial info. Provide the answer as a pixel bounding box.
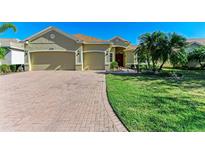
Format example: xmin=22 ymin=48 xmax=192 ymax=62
xmin=27 ymin=30 xmax=82 ymax=52
xmin=75 ymin=64 xmax=83 ymax=71
xmin=125 ymin=51 xmax=135 ymax=66
xmin=105 ymin=64 xmax=109 ymax=71
xmin=30 ymin=51 xmax=75 ymax=70
xmin=83 ymin=44 xmax=110 ymax=52
xmin=83 ymin=52 xmax=105 ymax=70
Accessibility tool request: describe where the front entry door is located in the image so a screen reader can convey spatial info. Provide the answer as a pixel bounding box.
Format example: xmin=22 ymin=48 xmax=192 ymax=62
xmin=116 ymin=53 xmax=124 ymax=67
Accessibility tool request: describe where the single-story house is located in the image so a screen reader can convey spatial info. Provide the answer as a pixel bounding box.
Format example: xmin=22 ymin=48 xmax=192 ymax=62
xmin=186 ymin=38 xmax=205 ymax=52
xmin=0 ymin=39 xmax=25 ymax=65
xmin=24 ymin=26 xmax=137 ymax=71
xmin=186 ymin=38 xmax=205 ymax=68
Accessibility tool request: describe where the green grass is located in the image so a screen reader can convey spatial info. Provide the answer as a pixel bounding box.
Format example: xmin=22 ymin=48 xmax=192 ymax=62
xmin=106 ymin=69 xmax=205 ymax=132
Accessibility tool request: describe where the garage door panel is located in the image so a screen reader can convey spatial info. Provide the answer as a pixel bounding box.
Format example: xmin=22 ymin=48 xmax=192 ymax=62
xmin=83 ymin=52 xmax=105 ymax=70
xmin=31 ymin=52 xmax=75 ymax=70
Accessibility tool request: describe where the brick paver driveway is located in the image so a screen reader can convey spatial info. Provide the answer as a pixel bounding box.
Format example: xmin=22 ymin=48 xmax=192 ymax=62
xmin=0 ymin=71 xmax=126 ymax=132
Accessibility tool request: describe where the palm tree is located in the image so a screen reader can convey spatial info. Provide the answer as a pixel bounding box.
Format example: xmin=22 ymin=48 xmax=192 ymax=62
xmin=0 ymin=23 xmax=17 ymax=59
xmin=138 ymin=31 xmax=187 ymax=72
xmin=158 ymin=32 xmax=187 ymax=71
xmin=0 ymin=48 xmax=7 ymax=59
xmin=139 ymin=31 xmax=166 ymax=71
xmin=135 ymin=42 xmax=151 ymax=70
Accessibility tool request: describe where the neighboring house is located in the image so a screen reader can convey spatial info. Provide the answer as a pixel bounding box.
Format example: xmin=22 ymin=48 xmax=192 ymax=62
xmin=24 ymin=26 xmax=137 ymax=71
xmin=186 ymin=38 xmax=205 ymax=67
xmin=186 ymin=38 xmax=205 ymax=52
xmin=0 ymin=39 xmax=25 ymax=65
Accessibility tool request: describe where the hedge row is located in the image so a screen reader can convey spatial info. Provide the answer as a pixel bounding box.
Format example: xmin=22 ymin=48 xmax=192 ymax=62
xmin=0 ymin=64 xmax=24 ymax=74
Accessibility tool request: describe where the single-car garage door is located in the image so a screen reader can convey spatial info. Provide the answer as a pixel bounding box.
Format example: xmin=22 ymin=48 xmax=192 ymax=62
xmin=83 ymin=52 xmax=105 ymax=70
xmin=30 ymin=52 xmax=75 ymax=71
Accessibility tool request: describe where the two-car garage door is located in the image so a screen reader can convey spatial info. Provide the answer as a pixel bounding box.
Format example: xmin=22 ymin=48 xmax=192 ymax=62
xmin=30 ymin=52 xmax=75 ymax=71
xmin=30 ymin=51 xmax=105 ymax=71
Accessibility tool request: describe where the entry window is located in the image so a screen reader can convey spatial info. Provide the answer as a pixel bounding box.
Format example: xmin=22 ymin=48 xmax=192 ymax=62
xmin=110 ymin=53 xmax=113 ymax=62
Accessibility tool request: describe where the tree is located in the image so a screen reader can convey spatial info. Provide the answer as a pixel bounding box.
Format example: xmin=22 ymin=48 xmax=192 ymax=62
xmin=138 ymin=31 xmax=187 ymax=72
xmin=0 ymin=23 xmax=17 ymax=33
xmin=135 ymin=42 xmax=151 ymax=70
xmin=0 ymin=23 xmax=17 ymax=60
xmin=158 ymin=33 xmax=187 ymax=71
xmin=170 ymin=48 xmax=188 ymax=67
xmin=0 ymin=48 xmax=7 ymax=59
xmin=188 ymin=47 xmax=205 ymax=69
xmin=138 ymin=31 xmax=166 ymax=71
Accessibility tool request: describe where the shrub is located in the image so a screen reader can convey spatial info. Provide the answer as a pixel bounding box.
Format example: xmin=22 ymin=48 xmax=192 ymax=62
xmin=110 ymin=61 xmax=118 ymax=70
xmin=170 ymin=48 xmax=188 ymax=67
xmin=139 ymin=63 xmax=148 ymax=70
xmin=10 ymin=65 xmax=17 ymax=72
xmin=0 ymin=64 xmax=11 ymax=74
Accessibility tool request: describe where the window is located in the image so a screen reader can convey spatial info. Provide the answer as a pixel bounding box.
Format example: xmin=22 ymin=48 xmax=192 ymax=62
xmin=110 ymin=53 xmax=113 ymax=62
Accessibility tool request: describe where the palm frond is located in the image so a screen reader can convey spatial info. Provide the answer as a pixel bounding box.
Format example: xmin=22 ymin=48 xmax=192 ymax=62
xmin=0 ymin=23 xmax=17 ymax=33
xmin=0 ymin=47 xmax=7 ymax=59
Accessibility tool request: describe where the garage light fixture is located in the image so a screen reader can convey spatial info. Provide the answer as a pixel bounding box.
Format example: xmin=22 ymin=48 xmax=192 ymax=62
xmin=105 ymin=50 xmax=109 ymax=55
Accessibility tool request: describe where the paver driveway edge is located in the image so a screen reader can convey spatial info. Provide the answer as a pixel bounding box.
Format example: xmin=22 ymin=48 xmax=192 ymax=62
xmin=102 ymin=75 xmax=128 ymax=132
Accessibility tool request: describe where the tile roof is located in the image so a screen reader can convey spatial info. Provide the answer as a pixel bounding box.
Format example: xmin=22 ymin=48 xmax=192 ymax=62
xmin=0 ymin=38 xmax=20 ymax=47
xmin=73 ymin=34 xmax=110 ymax=44
xmin=187 ymin=38 xmax=205 ymax=45
xmin=0 ymin=38 xmax=24 ymax=50
xmin=124 ymin=45 xmax=137 ymax=51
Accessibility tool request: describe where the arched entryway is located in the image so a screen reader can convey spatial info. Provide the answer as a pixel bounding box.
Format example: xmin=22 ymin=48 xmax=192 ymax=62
xmin=115 ymin=47 xmax=126 ymax=67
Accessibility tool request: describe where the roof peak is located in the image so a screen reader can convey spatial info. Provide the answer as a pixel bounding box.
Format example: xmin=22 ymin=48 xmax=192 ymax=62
xmin=110 ymin=36 xmax=129 ymax=42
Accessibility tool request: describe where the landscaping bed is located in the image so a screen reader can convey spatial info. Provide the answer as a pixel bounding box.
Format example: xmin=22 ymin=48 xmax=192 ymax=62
xmin=0 ymin=64 xmax=25 ymax=75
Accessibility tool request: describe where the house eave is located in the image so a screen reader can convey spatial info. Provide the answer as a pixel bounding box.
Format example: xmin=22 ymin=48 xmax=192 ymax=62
xmin=111 ymin=45 xmax=127 ymax=49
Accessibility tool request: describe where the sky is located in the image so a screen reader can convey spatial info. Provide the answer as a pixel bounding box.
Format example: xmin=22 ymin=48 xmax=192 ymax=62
xmin=1 ymin=22 xmax=205 ymax=44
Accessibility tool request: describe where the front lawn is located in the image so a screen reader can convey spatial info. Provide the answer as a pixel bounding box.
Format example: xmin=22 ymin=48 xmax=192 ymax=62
xmin=106 ymin=69 xmax=205 ymax=131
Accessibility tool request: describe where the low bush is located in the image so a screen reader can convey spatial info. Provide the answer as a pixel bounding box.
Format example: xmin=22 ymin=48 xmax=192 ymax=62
xmin=10 ymin=65 xmax=17 ymax=72
xmin=0 ymin=64 xmax=11 ymax=74
xmin=139 ymin=63 xmax=148 ymax=70
xmin=110 ymin=61 xmax=118 ymax=70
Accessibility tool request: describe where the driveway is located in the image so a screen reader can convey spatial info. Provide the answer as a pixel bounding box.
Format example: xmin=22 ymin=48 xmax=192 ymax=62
xmin=0 ymin=71 xmax=126 ymax=132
